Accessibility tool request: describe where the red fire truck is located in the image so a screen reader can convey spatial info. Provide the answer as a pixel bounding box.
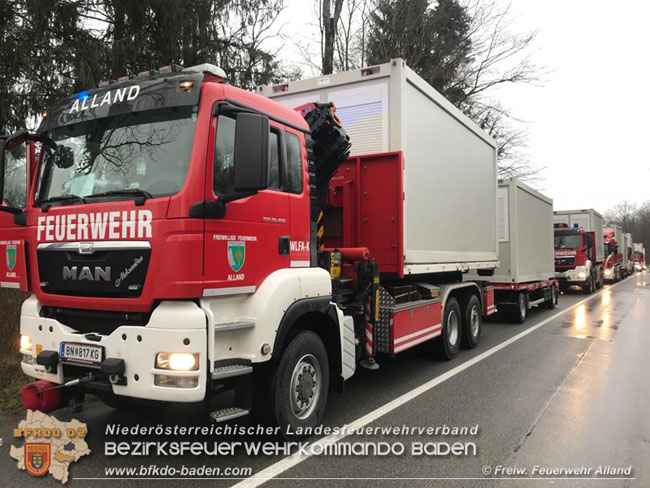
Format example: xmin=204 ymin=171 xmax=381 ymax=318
xmin=603 ymin=225 xmax=624 ymax=282
xmin=2 ymin=60 xmax=501 ymax=435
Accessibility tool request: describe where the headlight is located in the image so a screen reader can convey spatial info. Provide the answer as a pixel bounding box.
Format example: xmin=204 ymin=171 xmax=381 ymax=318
xmin=20 ymin=335 xmax=32 ymax=352
xmin=577 ymin=271 xmax=587 ymax=279
xmin=155 ymin=352 xmax=199 ymax=371
xmin=604 ymin=269 xmax=613 ymax=275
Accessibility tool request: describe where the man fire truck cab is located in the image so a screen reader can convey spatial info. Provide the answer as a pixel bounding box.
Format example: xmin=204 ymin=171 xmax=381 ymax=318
xmin=554 ymin=223 xmax=601 ymax=293
xmin=1 ymin=61 xmax=497 ymax=435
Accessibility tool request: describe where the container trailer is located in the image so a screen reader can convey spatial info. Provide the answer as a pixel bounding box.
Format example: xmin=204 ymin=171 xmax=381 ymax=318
xmin=624 ymin=233 xmax=634 ymax=273
xmin=468 ymin=178 xmax=557 ymax=323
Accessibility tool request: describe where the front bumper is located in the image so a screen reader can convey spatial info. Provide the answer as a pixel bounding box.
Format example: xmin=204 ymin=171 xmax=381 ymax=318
xmin=20 ymin=297 xmax=208 ymax=403
xmin=555 ymin=267 xmax=588 ymax=286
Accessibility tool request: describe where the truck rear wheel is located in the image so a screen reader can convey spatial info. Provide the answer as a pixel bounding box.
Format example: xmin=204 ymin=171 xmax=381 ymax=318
xmin=512 ymin=292 xmax=528 ymax=324
xmin=436 ymin=297 xmax=461 ymax=360
xmin=267 ymin=331 xmax=329 ymax=439
xmin=543 ymin=286 xmax=557 ymax=309
xmin=461 ymin=295 xmax=481 ymax=349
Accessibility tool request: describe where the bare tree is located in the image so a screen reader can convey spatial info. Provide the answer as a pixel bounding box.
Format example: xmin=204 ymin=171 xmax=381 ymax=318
xmin=335 ymin=0 xmax=371 ymax=71
xmin=321 ymin=0 xmax=345 ymax=74
xmin=454 ymin=0 xmax=542 ymax=106
xmin=457 ymin=1 xmax=545 ymax=181
xmin=605 ymin=201 xmax=639 ymax=231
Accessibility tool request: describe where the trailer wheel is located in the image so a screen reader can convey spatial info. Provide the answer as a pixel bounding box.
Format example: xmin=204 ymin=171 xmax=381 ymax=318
xmin=461 ymin=295 xmax=482 ymax=349
xmin=436 ymin=297 xmax=461 ymax=360
xmin=267 ymin=331 xmax=329 ymax=439
xmin=545 ymin=286 xmax=557 ymax=309
xmin=512 ymin=292 xmax=528 ymax=323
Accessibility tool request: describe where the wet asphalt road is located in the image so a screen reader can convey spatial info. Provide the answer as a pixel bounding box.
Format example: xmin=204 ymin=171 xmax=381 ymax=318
xmin=1 ymin=273 xmax=649 ymax=487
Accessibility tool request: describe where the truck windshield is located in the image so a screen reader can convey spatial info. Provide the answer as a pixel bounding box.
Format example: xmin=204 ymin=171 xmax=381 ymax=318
xmin=36 ymin=106 xmax=197 ymax=203
xmin=554 ymin=234 xmax=581 ymax=249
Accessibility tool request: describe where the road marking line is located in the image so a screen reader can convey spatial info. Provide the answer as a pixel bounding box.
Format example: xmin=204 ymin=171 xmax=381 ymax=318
xmin=235 ymin=276 xmax=634 ymax=488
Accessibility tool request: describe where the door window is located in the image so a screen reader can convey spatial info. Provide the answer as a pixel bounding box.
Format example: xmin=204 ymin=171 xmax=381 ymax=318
xmin=2 ymin=142 xmax=27 ymax=208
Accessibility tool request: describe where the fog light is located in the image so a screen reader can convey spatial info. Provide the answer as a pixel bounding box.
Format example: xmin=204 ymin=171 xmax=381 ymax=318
xmin=154 ymin=374 xmax=199 ymax=388
xmin=20 ymin=335 xmax=32 ymax=352
xmin=22 ymin=354 xmax=34 ymax=365
xmin=155 ymin=352 xmax=199 ymax=371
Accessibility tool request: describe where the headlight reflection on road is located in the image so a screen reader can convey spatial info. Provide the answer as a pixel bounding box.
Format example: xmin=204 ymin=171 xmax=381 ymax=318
xmin=601 ymin=290 xmax=611 ymax=306
xmin=574 ymin=305 xmax=587 ymax=338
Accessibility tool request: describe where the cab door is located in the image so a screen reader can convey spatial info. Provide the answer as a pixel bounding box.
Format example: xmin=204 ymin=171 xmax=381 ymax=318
xmin=0 ymin=131 xmax=36 ymax=291
xmin=202 ymin=112 xmax=290 ymax=296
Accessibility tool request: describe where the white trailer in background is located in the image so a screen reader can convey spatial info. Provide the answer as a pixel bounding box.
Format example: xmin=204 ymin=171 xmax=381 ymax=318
xmin=624 ymin=233 xmax=634 ymax=274
xmin=469 ymin=178 xmax=558 ymax=323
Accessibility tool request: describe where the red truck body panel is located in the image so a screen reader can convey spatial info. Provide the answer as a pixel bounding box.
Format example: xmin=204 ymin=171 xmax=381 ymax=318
xmin=325 ymin=152 xmax=404 ymax=276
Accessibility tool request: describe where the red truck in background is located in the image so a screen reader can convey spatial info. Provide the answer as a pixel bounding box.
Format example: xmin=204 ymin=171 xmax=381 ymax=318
xmin=553 ymin=208 xmax=605 ymax=294
xmin=1 ymin=60 xmax=501 ymax=436
xmin=603 ymin=224 xmax=624 ymax=282
xmin=633 ymin=243 xmax=646 ymax=271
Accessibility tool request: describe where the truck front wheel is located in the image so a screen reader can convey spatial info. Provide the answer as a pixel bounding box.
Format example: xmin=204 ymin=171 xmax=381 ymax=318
xmin=436 ymin=297 xmax=461 ymax=360
xmin=583 ymin=274 xmax=595 ymax=294
xmin=268 ymin=331 xmax=329 ymax=438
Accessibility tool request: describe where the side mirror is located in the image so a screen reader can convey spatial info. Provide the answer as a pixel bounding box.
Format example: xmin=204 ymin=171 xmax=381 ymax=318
xmin=233 ymin=112 xmax=269 ymax=192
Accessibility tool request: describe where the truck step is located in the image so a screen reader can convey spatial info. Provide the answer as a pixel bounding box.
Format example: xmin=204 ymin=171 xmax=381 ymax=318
xmin=214 ymin=320 xmax=254 ymax=332
xmin=210 ymin=407 xmax=250 ymax=423
xmin=212 ymin=364 xmax=252 ymax=380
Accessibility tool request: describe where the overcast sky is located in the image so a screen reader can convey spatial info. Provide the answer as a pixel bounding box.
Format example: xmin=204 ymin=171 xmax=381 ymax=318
xmin=276 ymin=0 xmax=650 ymax=214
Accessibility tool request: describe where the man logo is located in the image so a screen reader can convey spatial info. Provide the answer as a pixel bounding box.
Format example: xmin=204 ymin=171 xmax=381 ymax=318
xmin=227 ymin=241 xmax=246 ymax=273
xmin=6 ymin=244 xmax=16 ymax=271
xmin=62 ymin=266 xmax=111 ymax=281
xmin=25 ymin=443 xmax=51 ymax=476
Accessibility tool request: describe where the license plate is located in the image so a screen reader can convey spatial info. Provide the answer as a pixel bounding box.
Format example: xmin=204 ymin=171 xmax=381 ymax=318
xmin=59 ymin=342 xmax=103 ymax=365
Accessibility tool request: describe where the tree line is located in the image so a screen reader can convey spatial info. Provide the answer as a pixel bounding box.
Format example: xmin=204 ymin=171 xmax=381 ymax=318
xmin=1 ymin=0 xmax=541 ymax=178
xmin=606 ymin=201 xmax=650 ymax=262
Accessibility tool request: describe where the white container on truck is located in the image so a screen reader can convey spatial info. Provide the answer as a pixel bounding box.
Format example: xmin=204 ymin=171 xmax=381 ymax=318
xmin=553 ymin=209 xmax=604 ymax=293
xmin=624 ymin=233 xmax=633 ymax=272
xmin=259 ymin=58 xmax=498 ymax=275
xmin=468 ymin=178 xmax=557 ymax=322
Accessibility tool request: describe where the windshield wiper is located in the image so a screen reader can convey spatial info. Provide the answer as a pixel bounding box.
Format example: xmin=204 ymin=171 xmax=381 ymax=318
xmin=37 ymin=194 xmax=87 ymax=212
xmin=85 ymin=188 xmax=153 ymax=206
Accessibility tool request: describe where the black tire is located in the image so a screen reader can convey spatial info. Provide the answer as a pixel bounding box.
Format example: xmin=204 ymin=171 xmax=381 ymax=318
xmin=583 ymin=274 xmax=594 ymax=294
xmin=543 ymin=286 xmax=557 ymax=309
xmin=436 ymin=297 xmax=462 ymax=360
xmin=512 ymin=292 xmax=528 ymax=323
xmin=266 ymin=331 xmax=329 ymax=439
xmin=461 ymin=295 xmax=482 ymax=349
